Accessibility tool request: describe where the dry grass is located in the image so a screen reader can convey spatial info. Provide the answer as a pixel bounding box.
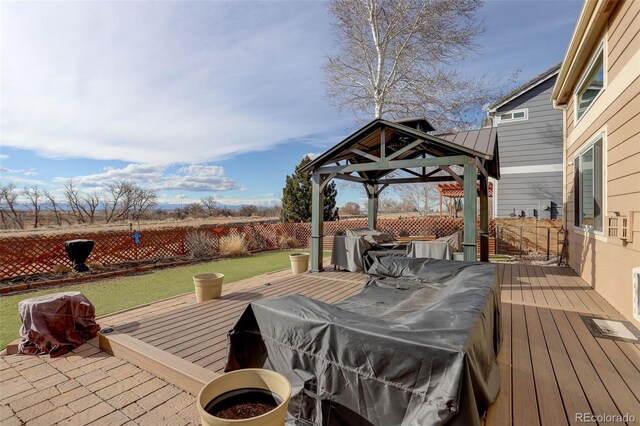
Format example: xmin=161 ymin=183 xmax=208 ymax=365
xmin=278 ymin=235 xmax=299 ymax=249
xmin=219 ymin=234 xmax=248 ymax=257
xmin=244 ymin=228 xmax=267 ymax=252
xmin=185 ymin=230 xmax=217 ymax=259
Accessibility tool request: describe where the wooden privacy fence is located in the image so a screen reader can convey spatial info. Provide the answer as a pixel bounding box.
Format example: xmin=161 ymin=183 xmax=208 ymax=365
xmin=1 ymin=217 xmax=497 ymax=279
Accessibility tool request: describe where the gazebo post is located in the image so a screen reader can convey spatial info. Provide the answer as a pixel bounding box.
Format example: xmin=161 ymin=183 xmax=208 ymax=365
xmin=479 ymin=174 xmax=489 ymax=262
xmin=366 ymin=183 xmax=378 ymax=230
xmin=311 ymin=172 xmax=324 ymax=272
xmin=463 ymin=161 xmax=478 ymax=261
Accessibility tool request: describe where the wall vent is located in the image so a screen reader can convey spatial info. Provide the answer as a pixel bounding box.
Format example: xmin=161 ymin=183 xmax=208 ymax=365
xmin=607 ymin=212 xmax=634 ymax=242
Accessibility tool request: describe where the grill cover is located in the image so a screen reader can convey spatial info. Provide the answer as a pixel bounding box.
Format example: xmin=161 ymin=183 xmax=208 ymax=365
xmin=226 ymin=257 xmax=502 ymax=425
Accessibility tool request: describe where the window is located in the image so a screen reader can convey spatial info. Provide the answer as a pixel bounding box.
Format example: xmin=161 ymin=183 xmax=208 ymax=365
xmin=574 ymin=135 xmax=604 ymax=231
xmin=497 ymin=108 xmax=528 ymax=123
xmin=575 ymin=44 xmax=604 ymax=122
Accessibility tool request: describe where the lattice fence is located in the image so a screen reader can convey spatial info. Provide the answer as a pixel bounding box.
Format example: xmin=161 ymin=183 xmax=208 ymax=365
xmin=321 ymin=217 xmax=495 ymax=239
xmin=0 ymin=217 xmax=496 ymax=279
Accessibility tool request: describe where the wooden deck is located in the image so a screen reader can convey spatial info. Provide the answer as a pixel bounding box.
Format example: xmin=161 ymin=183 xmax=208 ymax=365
xmin=99 ymin=263 xmax=640 ymax=424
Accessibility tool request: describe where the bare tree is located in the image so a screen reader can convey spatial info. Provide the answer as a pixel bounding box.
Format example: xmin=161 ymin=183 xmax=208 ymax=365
xmin=130 ymin=187 xmax=157 ymax=221
xmin=22 ymin=185 xmax=43 ymax=228
xmin=379 ymin=197 xmax=400 ymax=213
xmin=44 ymin=191 xmax=64 ymax=226
xmin=104 ymin=181 xmax=129 ymax=223
xmin=326 ymin=0 xmax=510 ymax=129
xmin=64 ymin=179 xmax=87 ymax=223
xmin=200 ymin=196 xmax=220 ymax=216
xmin=104 ymin=181 xmax=157 ymax=223
xmin=80 ymin=192 xmax=101 ymax=224
xmin=0 ymin=183 xmax=24 ymax=229
xmin=341 ymin=201 xmax=362 ymax=216
xmin=394 ymin=180 xmax=439 ymax=216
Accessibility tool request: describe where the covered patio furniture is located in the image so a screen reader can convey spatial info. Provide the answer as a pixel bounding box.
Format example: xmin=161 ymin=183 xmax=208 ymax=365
xmin=330 ymin=236 xmax=371 ymax=272
xmin=18 ymin=292 xmax=100 ymax=357
xmin=406 ymin=240 xmax=453 ymax=260
xmin=436 ymin=230 xmax=463 ymax=252
xmin=226 ymin=257 xmax=502 ymax=425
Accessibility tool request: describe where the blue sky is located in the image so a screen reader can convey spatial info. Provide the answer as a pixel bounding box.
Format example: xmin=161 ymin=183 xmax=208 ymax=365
xmin=0 ymin=0 xmax=583 ymax=208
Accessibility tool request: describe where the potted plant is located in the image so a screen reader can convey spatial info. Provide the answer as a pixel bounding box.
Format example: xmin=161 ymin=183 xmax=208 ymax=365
xmin=198 ymin=368 xmax=291 ymax=426
xmin=289 ymin=252 xmax=309 ymax=275
xmin=193 ymin=273 xmax=225 ymax=302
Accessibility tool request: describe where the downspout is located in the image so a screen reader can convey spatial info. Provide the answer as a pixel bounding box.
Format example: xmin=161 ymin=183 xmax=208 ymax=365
xmin=559 ymin=104 xmax=568 ymax=232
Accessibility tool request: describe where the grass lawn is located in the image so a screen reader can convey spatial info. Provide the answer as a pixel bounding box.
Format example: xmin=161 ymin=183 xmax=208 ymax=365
xmin=0 ymin=250 xmax=306 ymax=349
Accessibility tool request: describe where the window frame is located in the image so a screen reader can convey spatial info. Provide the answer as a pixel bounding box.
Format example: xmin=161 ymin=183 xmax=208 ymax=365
xmin=495 ymin=108 xmax=528 ymax=124
xmin=573 ymin=132 xmax=605 ymax=235
xmin=574 ymin=41 xmax=606 ymax=124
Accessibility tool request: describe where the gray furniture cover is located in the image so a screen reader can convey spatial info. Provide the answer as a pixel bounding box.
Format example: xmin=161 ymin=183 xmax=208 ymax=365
xmin=226 ymin=257 xmax=502 ymax=425
xmin=331 ymin=236 xmax=371 ymax=272
xmin=436 ymin=231 xmax=463 ymax=252
xmin=406 ymin=241 xmax=452 ymax=260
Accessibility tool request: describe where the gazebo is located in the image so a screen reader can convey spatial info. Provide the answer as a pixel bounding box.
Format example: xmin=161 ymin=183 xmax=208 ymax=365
xmin=300 ymin=118 xmax=500 ymax=271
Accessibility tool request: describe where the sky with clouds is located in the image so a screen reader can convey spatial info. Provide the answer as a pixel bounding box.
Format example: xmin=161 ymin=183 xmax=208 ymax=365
xmin=0 ymin=0 xmax=583 ymax=207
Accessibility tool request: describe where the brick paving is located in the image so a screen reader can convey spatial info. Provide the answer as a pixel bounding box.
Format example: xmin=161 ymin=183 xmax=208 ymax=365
xmin=0 ymin=266 xmax=300 ymax=425
xmin=0 ymin=340 xmax=200 ymax=425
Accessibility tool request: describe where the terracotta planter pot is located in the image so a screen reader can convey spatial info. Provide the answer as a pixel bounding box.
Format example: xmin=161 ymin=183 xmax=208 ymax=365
xmin=198 ymin=368 xmax=291 ymax=426
xmin=193 ymin=273 xmax=224 ymax=302
xmin=289 ymin=253 xmax=309 ymax=275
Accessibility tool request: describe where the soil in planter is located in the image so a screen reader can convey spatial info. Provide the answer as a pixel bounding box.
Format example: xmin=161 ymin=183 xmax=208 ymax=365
xmin=205 ymin=388 xmax=282 ymax=419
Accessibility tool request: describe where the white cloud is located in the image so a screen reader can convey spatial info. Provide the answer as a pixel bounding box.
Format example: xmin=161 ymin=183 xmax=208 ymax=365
xmin=0 ymin=166 xmax=38 ymax=177
xmin=0 ymin=154 xmax=9 ymax=161
xmin=1 ymin=2 xmax=346 ymax=164
xmin=55 ymin=163 xmax=243 ymax=192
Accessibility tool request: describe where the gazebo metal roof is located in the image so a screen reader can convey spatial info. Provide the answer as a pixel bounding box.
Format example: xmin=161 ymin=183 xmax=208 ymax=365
xmin=302 ymin=119 xmax=499 ymax=182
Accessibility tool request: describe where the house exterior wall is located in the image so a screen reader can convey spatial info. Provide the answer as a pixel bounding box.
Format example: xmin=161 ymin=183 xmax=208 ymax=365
xmin=562 ymin=0 xmax=640 ymax=323
xmin=492 ymin=76 xmax=564 ymax=218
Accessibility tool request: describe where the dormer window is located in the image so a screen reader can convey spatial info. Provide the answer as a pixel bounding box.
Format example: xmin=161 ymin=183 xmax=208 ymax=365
xmin=575 ymin=43 xmax=604 ymax=122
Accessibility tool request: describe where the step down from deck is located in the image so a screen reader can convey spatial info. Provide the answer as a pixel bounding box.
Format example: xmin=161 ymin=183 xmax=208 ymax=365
xmin=99 ymin=330 xmax=218 ymax=395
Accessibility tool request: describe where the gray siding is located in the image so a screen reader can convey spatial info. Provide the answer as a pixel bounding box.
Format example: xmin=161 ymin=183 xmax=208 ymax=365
xmin=494 ymin=75 xmax=564 ymax=217
xmin=496 ymin=172 xmax=563 ymax=218
xmin=496 ymin=77 xmax=563 ymax=167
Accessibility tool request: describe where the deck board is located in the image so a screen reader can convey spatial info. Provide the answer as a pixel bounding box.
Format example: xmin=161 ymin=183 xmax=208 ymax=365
xmin=523 ymin=304 xmax=567 ymax=425
xmin=98 ymin=263 xmax=640 ymax=426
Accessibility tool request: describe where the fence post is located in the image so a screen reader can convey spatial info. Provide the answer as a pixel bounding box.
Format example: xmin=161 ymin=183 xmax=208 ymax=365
xmin=496 ymin=225 xmax=499 ymax=255
xmin=546 ymin=227 xmax=551 ymax=261
xmin=519 ymin=226 xmax=523 ymax=258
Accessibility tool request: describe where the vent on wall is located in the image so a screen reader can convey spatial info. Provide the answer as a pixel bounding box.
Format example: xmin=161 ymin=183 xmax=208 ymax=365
xmin=607 ymin=212 xmax=634 ymax=242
